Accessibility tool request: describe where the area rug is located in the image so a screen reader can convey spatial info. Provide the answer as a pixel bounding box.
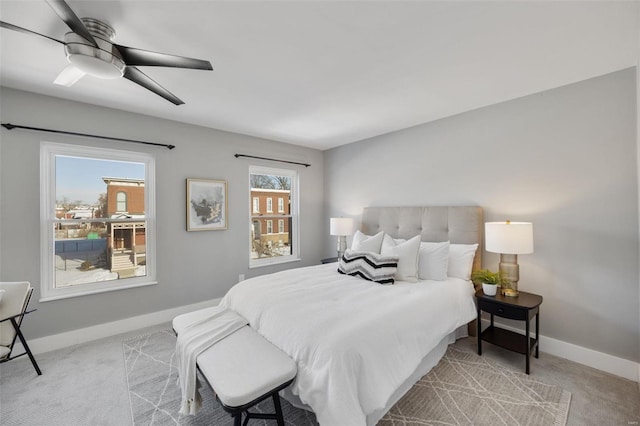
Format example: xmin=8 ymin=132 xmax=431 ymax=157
xmin=123 ymin=329 xmax=571 ymax=426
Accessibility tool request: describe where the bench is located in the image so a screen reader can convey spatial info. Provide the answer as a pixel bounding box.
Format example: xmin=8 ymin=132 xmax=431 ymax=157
xmin=173 ymin=308 xmax=297 ymax=426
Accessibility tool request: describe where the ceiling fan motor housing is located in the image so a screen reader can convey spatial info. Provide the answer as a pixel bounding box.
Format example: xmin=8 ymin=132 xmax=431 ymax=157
xmin=63 ymin=18 xmax=124 ymax=79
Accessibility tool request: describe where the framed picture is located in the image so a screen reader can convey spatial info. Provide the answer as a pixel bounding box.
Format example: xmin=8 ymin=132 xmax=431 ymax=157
xmin=186 ymin=179 xmax=228 ymax=231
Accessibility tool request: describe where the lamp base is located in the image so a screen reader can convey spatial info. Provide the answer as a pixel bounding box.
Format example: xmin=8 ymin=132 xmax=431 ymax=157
xmin=501 ymin=288 xmax=519 ymax=297
xmin=499 ymin=253 xmax=520 ymax=297
xmin=336 ymin=235 xmax=347 ymax=260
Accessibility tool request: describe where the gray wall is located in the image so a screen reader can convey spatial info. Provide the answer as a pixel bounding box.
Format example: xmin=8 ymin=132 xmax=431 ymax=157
xmin=324 ymin=68 xmax=639 ymax=362
xmin=0 ymin=87 xmax=324 ymax=339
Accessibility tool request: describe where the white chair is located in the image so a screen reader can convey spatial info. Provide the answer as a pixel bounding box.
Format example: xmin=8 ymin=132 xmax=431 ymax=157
xmin=0 ymin=281 xmax=42 ymax=375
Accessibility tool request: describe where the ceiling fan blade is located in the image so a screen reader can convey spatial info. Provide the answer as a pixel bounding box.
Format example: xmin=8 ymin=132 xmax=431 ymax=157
xmin=45 ymin=0 xmax=98 ymax=47
xmin=115 ymin=44 xmax=213 ymax=70
xmin=0 ymin=21 xmax=64 ymax=44
xmin=123 ymin=67 xmax=184 ymax=105
xmin=54 ymin=65 xmax=86 ymax=87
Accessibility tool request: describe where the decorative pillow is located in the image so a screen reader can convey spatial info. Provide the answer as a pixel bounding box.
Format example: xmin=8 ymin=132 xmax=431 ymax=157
xmin=418 ymin=241 xmax=450 ymax=281
xmin=338 ymin=250 xmax=399 ymax=285
xmin=448 ymin=243 xmax=479 ymax=280
xmin=350 ymin=230 xmax=384 ymax=254
xmin=381 ymin=234 xmax=421 ymax=283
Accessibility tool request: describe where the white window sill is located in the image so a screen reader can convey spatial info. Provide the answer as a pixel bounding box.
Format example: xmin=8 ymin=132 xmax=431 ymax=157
xmin=39 ymin=280 xmax=157 ymax=302
xmin=249 ymin=257 xmax=301 ymax=269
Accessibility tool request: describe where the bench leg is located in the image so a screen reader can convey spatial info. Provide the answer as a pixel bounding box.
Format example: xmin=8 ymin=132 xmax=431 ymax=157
xmin=232 ymin=411 xmax=242 ymax=426
xmin=272 ymin=393 xmax=284 ymax=426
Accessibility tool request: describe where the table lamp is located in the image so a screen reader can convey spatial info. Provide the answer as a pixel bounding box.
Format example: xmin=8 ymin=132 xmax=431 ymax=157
xmin=485 ymin=221 xmax=534 ymax=297
xmin=330 ymin=217 xmax=354 ymax=260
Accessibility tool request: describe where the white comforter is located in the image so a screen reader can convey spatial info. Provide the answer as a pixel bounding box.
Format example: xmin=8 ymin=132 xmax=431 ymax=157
xmin=220 ymin=263 xmax=476 ymax=426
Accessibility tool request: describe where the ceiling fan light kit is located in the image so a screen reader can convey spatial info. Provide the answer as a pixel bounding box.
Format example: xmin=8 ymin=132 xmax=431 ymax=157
xmin=63 ymin=19 xmax=125 ymax=80
xmin=0 ymin=0 xmax=213 ymax=105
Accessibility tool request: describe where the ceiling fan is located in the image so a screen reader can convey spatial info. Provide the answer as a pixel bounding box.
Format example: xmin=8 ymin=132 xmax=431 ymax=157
xmin=0 ymin=0 xmax=213 ymax=105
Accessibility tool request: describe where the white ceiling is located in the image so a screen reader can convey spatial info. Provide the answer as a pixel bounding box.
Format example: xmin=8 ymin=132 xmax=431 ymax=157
xmin=1 ymin=1 xmax=638 ymax=150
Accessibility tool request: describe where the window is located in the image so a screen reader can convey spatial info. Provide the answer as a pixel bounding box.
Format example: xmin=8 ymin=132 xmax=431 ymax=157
xmin=40 ymin=142 xmax=156 ymax=301
xmin=249 ymin=166 xmax=299 ymax=267
xmin=253 ymin=197 xmax=259 ymax=213
xmin=116 ymin=191 xmax=127 ymax=212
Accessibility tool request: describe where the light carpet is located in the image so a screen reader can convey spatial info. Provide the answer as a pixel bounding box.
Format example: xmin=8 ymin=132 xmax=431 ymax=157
xmin=123 ymin=329 xmax=571 ymax=426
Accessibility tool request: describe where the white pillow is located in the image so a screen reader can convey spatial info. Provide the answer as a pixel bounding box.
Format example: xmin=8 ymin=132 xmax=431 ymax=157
xmin=418 ymin=241 xmax=450 ymax=281
xmin=448 ymin=243 xmax=479 ymax=280
xmin=381 ymin=234 xmax=421 ymax=283
xmin=384 ymin=235 xmax=406 ymax=245
xmin=351 ymin=230 xmax=384 ymax=253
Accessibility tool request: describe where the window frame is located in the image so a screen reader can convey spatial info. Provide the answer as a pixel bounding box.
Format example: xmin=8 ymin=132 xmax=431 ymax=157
xmin=253 ymin=197 xmax=260 ymax=213
xmin=249 ymin=165 xmax=300 ymax=268
xmin=278 ymin=197 xmax=284 ymax=213
xmin=40 ymin=142 xmax=157 ymax=302
xmin=266 ymin=219 xmax=273 ymax=234
xmin=116 ymin=191 xmax=127 ymax=212
xmin=266 ymin=197 xmax=273 ymax=213
xmin=278 ymin=219 xmax=285 ymax=234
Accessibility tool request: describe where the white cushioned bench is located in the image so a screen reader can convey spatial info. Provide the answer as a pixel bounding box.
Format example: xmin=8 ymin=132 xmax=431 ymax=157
xmin=173 ymin=308 xmax=297 ymax=426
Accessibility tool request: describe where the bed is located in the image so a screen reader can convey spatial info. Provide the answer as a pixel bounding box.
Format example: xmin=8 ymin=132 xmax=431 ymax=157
xmin=220 ymin=206 xmax=483 ymax=425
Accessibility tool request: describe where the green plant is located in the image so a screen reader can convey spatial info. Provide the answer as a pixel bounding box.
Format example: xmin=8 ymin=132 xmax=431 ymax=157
xmin=471 ymin=269 xmax=502 ymax=285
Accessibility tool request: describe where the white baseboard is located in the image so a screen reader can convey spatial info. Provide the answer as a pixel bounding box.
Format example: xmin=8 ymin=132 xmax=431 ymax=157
xmin=481 ymin=319 xmax=639 ymax=382
xmin=18 ymin=298 xmax=222 ymax=356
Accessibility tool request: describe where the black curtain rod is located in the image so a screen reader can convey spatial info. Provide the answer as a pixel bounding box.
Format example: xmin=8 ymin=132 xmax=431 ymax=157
xmin=1 ymin=123 xmax=175 ymax=150
xmin=234 ymin=153 xmax=310 ymax=167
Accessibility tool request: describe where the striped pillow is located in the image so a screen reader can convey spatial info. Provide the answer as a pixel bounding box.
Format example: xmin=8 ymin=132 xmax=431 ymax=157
xmin=338 ymin=250 xmax=399 ymax=285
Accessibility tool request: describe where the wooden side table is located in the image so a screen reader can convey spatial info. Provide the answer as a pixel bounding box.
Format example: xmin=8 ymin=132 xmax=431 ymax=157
xmin=476 ymin=289 xmax=543 ymax=374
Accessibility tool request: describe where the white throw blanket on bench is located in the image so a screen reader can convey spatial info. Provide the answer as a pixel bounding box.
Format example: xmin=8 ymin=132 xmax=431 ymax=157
xmin=176 ymin=306 xmax=248 ymax=415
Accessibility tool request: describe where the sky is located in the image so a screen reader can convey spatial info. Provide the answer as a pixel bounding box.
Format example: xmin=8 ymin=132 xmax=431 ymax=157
xmin=56 ymin=156 xmax=145 ymax=205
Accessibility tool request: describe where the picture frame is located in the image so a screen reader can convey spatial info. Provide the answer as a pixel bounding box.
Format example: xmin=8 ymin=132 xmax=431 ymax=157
xmin=186 ymin=179 xmax=228 ymax=231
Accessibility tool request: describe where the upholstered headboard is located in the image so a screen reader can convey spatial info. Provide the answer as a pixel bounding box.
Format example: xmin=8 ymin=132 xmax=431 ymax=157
xmin=361 ymin=206 xmax=483 ymax=272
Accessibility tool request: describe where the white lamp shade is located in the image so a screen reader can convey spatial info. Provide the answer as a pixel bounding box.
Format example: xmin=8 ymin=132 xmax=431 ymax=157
xmin=330 ymin=217 xmax=354 ymax=236
xmin=485 ymin=222 xmax=534 ymax=254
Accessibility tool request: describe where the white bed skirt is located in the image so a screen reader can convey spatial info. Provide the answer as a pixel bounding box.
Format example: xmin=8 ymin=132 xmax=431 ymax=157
xmin=280 ymin=324 xmax=469 ymax=425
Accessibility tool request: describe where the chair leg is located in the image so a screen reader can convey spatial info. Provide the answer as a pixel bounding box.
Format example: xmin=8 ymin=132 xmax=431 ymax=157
xmin=11 ymin=318 xmax=41 ymax=375
xmin=272 ymin=392 xmax=284 ymax=426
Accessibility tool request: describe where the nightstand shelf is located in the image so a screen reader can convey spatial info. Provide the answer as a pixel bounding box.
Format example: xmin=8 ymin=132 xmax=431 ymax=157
xmin=480 ymin=325 xmax=537 ymax=355
xmin=476 ymin=289 xmax=543 ymax=374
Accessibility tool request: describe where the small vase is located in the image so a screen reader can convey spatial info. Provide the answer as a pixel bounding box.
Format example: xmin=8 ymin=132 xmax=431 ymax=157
xmin=482 ymin=283 xmax=498 ymax=296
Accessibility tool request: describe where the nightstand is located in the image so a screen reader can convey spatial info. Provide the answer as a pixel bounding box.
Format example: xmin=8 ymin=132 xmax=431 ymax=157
xmin=476 ymin=289 xmax=543 ymax=374
xmin=321 ymin=257 xmax=338 ymax=264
